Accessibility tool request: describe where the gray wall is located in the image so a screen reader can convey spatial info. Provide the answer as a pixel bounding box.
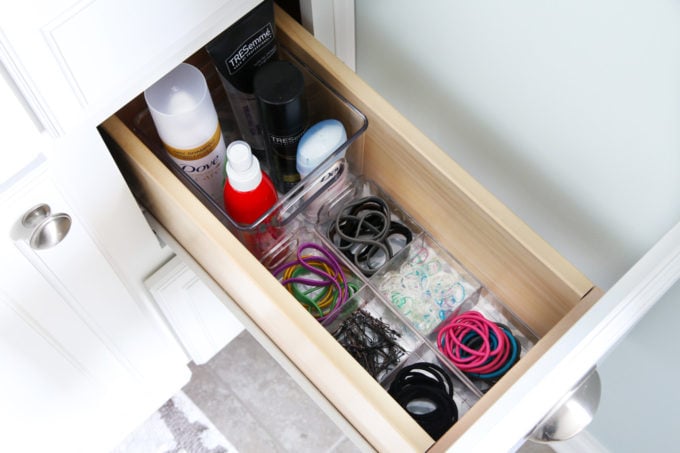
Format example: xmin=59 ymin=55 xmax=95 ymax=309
xmin=354 ymin=1 xmax=680 ymax=451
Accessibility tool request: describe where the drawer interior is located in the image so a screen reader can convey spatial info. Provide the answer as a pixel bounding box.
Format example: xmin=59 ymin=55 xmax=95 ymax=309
xmin=101 ymin=5 xmax=599 ymax=451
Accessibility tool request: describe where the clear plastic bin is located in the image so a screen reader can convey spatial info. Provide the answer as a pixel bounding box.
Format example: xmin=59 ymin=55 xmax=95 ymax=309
xmin=372 ymin=234 xmax=483 ymax=336
xmin=431 ymin=288 xmax=539 ymax=393
xmin=316 ymin=176 xmax=424 ymax=278
xmin=263 ymin=225 xmax=365 ymax=328
xmin=327 ymin=286 xmax=422 ymax=382
xmin=129 ymin=46 xmax=368 ymax=258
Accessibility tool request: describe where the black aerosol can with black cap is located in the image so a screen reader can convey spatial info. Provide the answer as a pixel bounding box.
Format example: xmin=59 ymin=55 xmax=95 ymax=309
xmin=253 ymin=59 xmax=308 ymax=193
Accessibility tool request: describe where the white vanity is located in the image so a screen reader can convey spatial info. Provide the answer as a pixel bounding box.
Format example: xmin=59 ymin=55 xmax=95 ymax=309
xmin=2 ymin=2 xmax=678 ymax=452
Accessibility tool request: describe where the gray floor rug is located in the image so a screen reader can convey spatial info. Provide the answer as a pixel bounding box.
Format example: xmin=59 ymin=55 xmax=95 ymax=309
xmin=111 ymin=391 xmax=237 ymax=453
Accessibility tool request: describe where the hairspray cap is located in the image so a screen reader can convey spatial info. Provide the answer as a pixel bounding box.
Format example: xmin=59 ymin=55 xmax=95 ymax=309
xmin=144 ymin=63 xmax=218 ymax=149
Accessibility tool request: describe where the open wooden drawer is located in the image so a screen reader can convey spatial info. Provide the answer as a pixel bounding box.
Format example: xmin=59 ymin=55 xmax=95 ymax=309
xmin=101 ymin=6 xmax=602 ymax=452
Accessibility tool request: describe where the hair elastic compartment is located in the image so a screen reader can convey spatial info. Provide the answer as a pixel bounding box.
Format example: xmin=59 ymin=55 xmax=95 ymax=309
xmin=328 ymin=195 xmax=413 ymax=276
xmin=388 ymin=362 xmax=459 ymax=439
xmin=437 ymin=311 xmax=521 ymax=383
xmin=273 ymin=242 xmax=356 ymax=325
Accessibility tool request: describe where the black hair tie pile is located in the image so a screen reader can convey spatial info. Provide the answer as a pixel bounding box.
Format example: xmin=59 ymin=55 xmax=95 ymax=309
xmin=328 ymin=195 xmax=413 ymax=276
xmin=388 ymin=363 xmax=459 ymax=439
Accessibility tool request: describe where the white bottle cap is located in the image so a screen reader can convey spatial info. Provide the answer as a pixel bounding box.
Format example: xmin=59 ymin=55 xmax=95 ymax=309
xmin=226 ymin=141 xmax=262 ymax=192
xmin=144 ymin=63 xmax=218 ymax=149
xmin=296 ymin=119 xmax=348 ymax=177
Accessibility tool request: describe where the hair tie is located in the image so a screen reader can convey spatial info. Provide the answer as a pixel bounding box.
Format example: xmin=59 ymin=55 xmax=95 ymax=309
xmin=388 ymin=362 xmax=459 ymax=439
xmin=377 ymin=242 xmax=473 ymax=334
xmin=437 ymin=311 xmax=520 ymax=383
xmin=272 ymin=242 xmax=357 ymax=325
xmin=328 ymin=195 xmax=412 ymax=276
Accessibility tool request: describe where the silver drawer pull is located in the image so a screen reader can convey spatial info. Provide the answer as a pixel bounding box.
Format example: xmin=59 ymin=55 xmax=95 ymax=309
xmin=22 ymin=207 xmax=73 ymax=250
xmin=530 ymin=367 xmax=601 ymax=443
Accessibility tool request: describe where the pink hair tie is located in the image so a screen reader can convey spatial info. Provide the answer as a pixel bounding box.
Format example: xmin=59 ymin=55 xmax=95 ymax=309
xmin=437 ymin=311 xmax=512 ymax=376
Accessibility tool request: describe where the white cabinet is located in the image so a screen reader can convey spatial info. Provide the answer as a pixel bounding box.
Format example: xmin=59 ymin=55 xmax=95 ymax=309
xmin=4 ymin=1 xmax=678 ymax=452
xmin=0 ymin=158 xmax=189 ymax=452
xmin=0 ymin=2 xmax=206 ymax=450
xmin=0 ymin=0 xmax=262 ymax=135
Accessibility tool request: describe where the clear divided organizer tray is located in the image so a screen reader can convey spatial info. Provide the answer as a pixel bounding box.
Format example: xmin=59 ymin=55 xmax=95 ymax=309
xmin=115 ymin=40 xmax=537 ymax=441
xmin=260 ymin=175 xmax=539 ymax=437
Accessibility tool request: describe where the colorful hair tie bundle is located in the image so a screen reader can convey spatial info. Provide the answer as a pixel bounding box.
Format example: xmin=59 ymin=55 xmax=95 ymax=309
xmin=437 ymin=311 xmax=520 ymax=382
xmin=328 ymin=195 xmax=412 ymax=276
xmin=378 ymin=242 xmax=472 ymax=334
xmin=388 ymin=362 xmax=459 ymax=439
xmin=273 ymin=242 xmax=357 ymax=326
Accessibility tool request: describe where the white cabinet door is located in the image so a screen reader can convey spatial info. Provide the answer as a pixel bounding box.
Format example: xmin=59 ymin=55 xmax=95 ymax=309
xmin=0 ymin=158 xmax=190 ymax=453
xmin=0 ymin=0 xmax=261 ymax=136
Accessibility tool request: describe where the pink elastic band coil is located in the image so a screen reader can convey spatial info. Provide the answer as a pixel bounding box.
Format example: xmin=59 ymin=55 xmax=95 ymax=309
xmin=437 ymin=311 xmax=511 ymax=374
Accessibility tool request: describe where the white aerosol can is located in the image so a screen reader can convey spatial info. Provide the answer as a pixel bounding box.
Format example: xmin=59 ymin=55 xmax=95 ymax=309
xmin=144 ymin=63 xmax=227 ymax=204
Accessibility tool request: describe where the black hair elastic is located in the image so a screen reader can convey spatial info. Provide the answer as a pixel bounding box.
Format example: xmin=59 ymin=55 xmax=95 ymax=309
xmin=388 ymin=362 xmax=459 ymax=439
xmin=328 ymin=195 xmax=413 ymax=276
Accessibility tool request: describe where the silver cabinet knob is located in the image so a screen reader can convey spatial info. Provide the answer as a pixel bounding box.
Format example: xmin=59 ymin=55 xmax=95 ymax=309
xmin=529 ymin=367 xmax=601 ymax=443
xmin=21 ymin=204 xmax=72 ymax=250
xmin=21 ymin=203 xmax=51 ymax=228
